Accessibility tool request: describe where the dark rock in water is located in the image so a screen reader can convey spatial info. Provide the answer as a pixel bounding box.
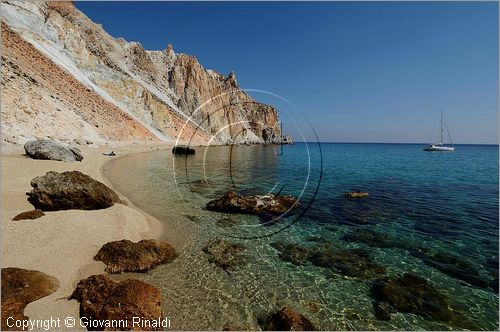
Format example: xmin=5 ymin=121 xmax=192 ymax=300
xmin=332 ymin=196 xmax=392 ymax=226
xmin=69 ymin=274 xmax=163 ymax=331
xmin=306 ymin=236 xmax=332 ymax=244
xmin=370 ymin=273 xmax=477 ymax=329
xmin=215 ymin=216 xmax=236 ymax=227
xmin=185 ymin=214 xmax=203 ymax=223
xmin=344 ymin=191 xmax=369 ymax=198
xmin=172 ymin=145 xmax=195 ymax=155
xmin=373 ymin=301 xmax=393 ymax=321
xmin=202 ymin=239 xmax=248 ymax=272
xmin=1 ymin=268 xmax=59 ymax=331
xmin=257 ymin=212 xmax=283 ymax=225
xmin=94 ymin=239 xmax=178 ymax=274
xmin=484 ymin=256 xmax=499 ymax=271
xmin=188 ymin=179 xmax=211 ymax=194
xmin=24 ymin=139 xmax=83 ymax=162
xmin=11 ymin=209 xmax=45 ymax=221
xmin=410 ymin=249 xmax=497 ymax=293
xmin=260 ymin=307 xmax=316 ymax=331
xmin=309 ymin=247 xmax=385 ymax=279
xmin=271 ymin=242 xmax=312 ymax=266
xmin=27 ymin=171 xmax=121 ymax=211
xmin=341 ymin=228 xmax=406 ymax=249
xmin=413 ymin=219 xmax=462 ymax=239
xmin=206 ymin=191 xmax=300 ymax=215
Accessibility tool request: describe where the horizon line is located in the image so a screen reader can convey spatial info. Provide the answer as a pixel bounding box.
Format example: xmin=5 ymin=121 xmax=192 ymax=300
xmin=292 ymin=141 xmax=499 ymax=146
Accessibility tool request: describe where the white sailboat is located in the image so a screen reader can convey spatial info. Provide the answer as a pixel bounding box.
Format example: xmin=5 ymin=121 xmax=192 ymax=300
xmin=423 ymin=109 xmax=455 ymax=152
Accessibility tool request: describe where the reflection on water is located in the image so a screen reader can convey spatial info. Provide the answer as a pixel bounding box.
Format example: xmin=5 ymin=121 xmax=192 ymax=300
xmin=103 ymin=143 xmax=499 ymax=330
xmin=174 ymin=145 xmax=282 ymax=199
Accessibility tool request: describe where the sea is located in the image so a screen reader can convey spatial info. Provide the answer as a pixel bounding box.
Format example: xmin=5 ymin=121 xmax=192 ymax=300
xmin=103 ymin=143 xmax=499 ymax=330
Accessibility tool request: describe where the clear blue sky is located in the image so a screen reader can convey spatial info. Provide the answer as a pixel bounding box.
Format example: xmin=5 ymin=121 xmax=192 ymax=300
xmin=76 ymin=1 xmax=498 ymax=144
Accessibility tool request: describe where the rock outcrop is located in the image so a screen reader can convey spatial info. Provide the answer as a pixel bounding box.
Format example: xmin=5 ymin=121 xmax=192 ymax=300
xmin=260 ymin=307 xmax=316 ymax=331
xmin=94 ymin=239 xmax=178 ymax=274
xmin=206 ymin=191 xmax=300 ymax=215
xmin=1 ymin=1 xmax=281 ymax=145
xmin=69 ymin=274 xmax=163 ymax=331
xmin=1 ymin=22 xmax=157 ymax=145
xmin=11 ymin=209 xmax=45 ymax=221
xmin=27 ymin=171 xmax=121 ymax=211
xmin=24 ymin=139 xmax=83 ymax=162
xmin=1 ymin=268 xmax=59 ymax=331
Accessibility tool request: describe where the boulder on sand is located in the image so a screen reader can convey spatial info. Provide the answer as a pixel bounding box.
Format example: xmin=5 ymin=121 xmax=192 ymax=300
xmin=1 ymin=268 xmax=59 ymax=331
xmin=24 ymin=139 xmax=83 ymax=162
xmin=11 ymin=209 xmax=45 ymax=221
xmin=94 ymin=239 xmax=178 ymax=274
xmin=206 ymin=191 xmax=300 ymax=215
xmin=27 ymin=171 xmax=121 ymax=211
xmin=69 ymin=274 xmax=163 ymax=331
xmin=260 ymin=307 xmax=316 ymax=331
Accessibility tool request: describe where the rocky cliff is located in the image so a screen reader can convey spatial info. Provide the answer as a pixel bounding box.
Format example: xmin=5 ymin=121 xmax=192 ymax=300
xmin=1 ymin=1 xmax=281 ymax=145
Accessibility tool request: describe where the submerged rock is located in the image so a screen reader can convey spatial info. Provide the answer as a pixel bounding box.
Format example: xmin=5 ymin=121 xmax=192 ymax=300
xmin=484 ymin=256 xmax=499 ymax=271
xmin=1 ymin=268 xmax=59 ymax=331
xmin=206 ymin=191 xmax=300 ymax=215
xmin=260 ymin=307 xmax=316 ymax=331
xmin=410 ymin=249 xmax=498 ymax=292
xmin=24 ymin=139 xmax=83 ymax=162
xmin=333 ymin=195 xmax=392 ymax=226
xmin=308 ymin=247 xmax=385 ymax=279
xmin=11 ymin=209 xmax=45 ymax=221
xmin=413 ymin=219 xmax=462 ymax=239
xmin=344 ymin=191 xmax=369 ymax=198
xmin=341 ymin=228 xmax=406 ymax=249
xmin=185 ymin=214 xmax=203 ymax=223
xmin=27 ymin=171 xmax=121 ymax=211
xmin=215 ymin=216 xmax=237 ymax=227
xmin=94 ymin=239 xmax=178 ymax=274
xmin=69 ymin=274 xmax=163 ymax=331
xmin=271 ymin=242 xmax=312 ymax=266
xmin=370 ymin=273 xmax=476 ymax=329
xmin=202 ymin=239 xmax=247 ymax=272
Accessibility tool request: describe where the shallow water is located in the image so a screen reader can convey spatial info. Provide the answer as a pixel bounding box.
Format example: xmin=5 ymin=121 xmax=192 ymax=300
xmin=103 ymin=143 xmax=499 ymax=330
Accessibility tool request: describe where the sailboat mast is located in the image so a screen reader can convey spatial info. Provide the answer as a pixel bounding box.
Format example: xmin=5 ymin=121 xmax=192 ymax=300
xmin=440 ymin=109 xmax=443 ymax=144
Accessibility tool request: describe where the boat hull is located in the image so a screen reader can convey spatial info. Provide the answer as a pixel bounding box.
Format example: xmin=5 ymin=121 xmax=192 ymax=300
xmin=423 ymin=146 xmax=454 ymax=152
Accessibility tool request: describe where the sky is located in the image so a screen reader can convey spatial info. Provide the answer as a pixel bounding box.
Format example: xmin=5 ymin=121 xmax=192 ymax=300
xmin=76 ymin=1 xmax=498 ymax=144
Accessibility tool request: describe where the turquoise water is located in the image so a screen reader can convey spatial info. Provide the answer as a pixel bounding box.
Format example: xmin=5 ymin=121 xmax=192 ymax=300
xmin=103 ymin=143 xmax=499 ymax=330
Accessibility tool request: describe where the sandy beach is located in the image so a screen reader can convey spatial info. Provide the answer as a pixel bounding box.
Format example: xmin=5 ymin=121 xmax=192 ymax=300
xmin=1 ymin=141 xmax=170 ymax=329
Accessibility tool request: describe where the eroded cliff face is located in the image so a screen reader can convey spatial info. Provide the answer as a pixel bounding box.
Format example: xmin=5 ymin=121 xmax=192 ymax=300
xmin=1 ymin=1 xmax=280 ymax=145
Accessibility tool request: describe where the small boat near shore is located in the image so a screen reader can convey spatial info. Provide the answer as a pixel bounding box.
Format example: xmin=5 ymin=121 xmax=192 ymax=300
xmin=424 ymin=109 xmax=455 ymax=152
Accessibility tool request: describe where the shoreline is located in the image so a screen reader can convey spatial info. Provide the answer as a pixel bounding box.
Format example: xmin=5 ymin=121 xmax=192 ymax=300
xmin=0 ymin=141 xmax=172 ymax=329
